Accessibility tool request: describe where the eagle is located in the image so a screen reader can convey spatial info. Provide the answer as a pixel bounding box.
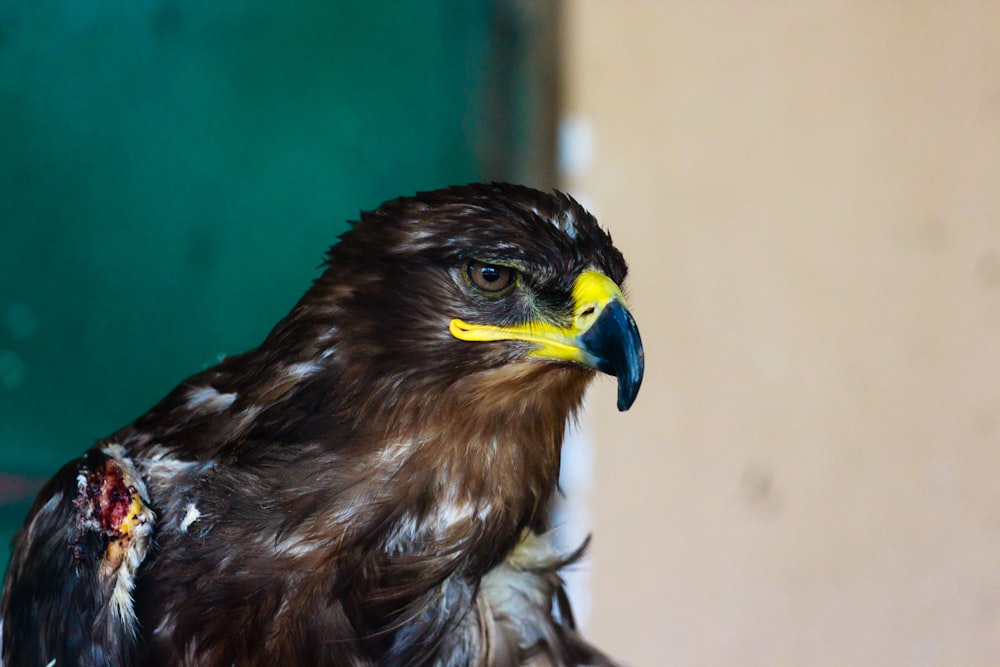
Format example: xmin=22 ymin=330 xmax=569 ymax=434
xmin=1 ymin=183 xmax=643 ymax=666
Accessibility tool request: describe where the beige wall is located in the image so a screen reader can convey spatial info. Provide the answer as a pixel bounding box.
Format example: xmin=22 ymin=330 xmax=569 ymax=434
xmin=562 ymin=2 xmax=1000 ymax=665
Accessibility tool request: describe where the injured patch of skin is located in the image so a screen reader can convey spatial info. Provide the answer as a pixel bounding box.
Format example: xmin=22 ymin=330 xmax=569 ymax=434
xmin=74 ymin=455 xmax=154 ymax=577
xmin=58 ymin=448 xmax=157 ymax=636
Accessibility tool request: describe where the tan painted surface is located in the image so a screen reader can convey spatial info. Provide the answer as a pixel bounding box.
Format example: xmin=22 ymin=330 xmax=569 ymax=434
xmin=562 ymin=2 xmax=1000 ymax=665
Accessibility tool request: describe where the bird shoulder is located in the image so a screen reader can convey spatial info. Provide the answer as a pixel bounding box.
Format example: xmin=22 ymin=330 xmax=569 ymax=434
xmin=0 ymin=445 xmax=154 ymax=666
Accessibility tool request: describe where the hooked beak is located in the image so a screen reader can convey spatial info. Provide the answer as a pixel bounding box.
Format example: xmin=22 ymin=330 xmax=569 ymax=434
xmin=450 ymin=270 xmax=644 ymax=411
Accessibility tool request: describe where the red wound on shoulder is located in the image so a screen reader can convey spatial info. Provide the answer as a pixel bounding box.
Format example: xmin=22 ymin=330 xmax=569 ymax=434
xmin=81 ymin=460 xmax=137 ymax=535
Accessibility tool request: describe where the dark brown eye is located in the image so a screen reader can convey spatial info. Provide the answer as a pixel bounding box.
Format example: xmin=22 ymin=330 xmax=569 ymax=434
xmin=467 ymin=261 xmax=515 ymax=293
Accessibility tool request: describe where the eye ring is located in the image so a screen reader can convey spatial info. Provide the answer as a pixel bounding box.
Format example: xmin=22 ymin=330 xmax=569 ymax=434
xmin=467 ymin=261 xmax=516 ymax=293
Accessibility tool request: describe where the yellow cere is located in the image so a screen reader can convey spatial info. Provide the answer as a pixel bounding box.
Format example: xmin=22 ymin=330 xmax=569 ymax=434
xmin=449 ymin=270 xmax=624 ymax=363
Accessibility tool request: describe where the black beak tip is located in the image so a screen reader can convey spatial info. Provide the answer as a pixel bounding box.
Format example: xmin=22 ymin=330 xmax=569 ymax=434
xmin=580 ymin=300 xmax=645 ymax=412
xmin=615 ymin=336 xmax=644 ymax=412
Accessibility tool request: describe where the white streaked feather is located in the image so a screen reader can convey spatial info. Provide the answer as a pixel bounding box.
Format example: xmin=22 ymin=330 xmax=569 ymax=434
xmin=179 ymin=503 xmax=201 ymax=533
xmin=184 ymin=386 xmax=237 ymax=413
xmin=285 ymin=360 xmax=321 ymax=380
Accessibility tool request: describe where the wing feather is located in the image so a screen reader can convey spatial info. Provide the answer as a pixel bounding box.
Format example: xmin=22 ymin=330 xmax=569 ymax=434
xmin=1 ymin=446 xmax=154 ymax=667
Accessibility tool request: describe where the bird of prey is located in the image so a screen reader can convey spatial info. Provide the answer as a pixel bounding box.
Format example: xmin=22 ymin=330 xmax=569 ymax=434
xmin=1 ymin=183 xmax=643 ymax=666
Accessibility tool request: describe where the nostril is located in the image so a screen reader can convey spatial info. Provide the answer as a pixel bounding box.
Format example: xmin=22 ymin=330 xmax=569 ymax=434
xmin=579 ymin=305 xmax=596 ymax=318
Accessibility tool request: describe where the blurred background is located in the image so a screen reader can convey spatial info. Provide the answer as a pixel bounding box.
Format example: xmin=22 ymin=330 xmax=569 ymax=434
xmin=3 ymin=2 xmax=1000 ymax=665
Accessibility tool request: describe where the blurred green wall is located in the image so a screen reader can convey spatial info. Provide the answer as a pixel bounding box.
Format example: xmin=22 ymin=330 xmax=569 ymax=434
xmin=0 ymin=1 xmax=554 ymax=572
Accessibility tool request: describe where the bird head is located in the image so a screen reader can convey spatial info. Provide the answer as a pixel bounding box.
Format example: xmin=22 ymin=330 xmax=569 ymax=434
xmin=289 ymin=183 xmax=643 ymax=434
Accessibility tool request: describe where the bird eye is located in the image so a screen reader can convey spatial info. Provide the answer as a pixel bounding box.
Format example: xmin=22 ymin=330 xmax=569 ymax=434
xmin=467 ymin=261 xmax=516 ymax=293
